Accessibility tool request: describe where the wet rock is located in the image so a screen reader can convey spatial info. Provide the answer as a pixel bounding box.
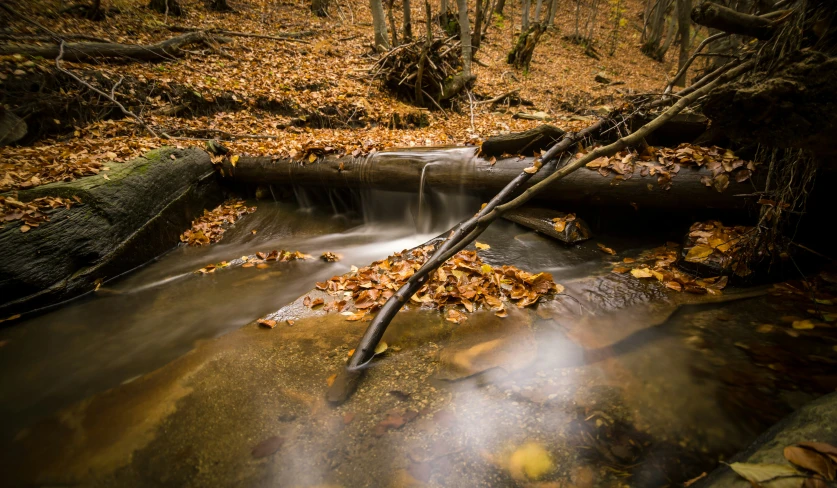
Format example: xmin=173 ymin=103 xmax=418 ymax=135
xmin=696 ymin=392 xmax=837 ymax=488
xmin=503 ymin=207 xmax=591 ymax=245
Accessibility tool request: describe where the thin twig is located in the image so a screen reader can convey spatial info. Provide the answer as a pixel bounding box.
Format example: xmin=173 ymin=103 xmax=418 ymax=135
xmin=55 ymin=41 xmax=159 ymax=138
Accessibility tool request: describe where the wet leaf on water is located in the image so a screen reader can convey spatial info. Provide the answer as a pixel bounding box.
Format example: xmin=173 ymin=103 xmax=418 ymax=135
xmin=792 ymin=320 xmax=815 ymax=330
xmin=475 ymin=242 xmax=490 ymax=250
xmin=597 ymin=243 xmax=616 ymax=255
xmin=612 ymin=267 xmax=630 ymax=274
xmin=728 ymin=462 xmax=801 ymax=488
xmin=508 ymin=442 xmax=554 ymax=481
xmin=256 ymin=263 xmax=269 ymax=269
xmin=321 ymin=252 xmax=341 ymax=262
xmin=446 ymin=309 xmax=468 ymax=324
xmin=252 ymin=436 xmax=284 ymax=459
xmin=286 ymin=319 xmax=295 ymax=326
xmin=342 ymin=412 xmax=355 ymax=424
xmin=326 ymin=373 xmax=337 ymax=387
xmin=757 ymin=324 xmax=775 ymax=333
xmin=309 ymin=297 xmax=324 ymax=308
xmin=303 ymin=295 xmax=312 ymax=307
xmin=242 ymin=262 xmax=255 ymax=268
xmin=665 ymin=281 xmax=683 ymax=291
xmin=0 ymin=314 xmax=21 ymax=324
xmin=257 ymin=318 xmax=277 ymax=328
xmin=345 ymin=311 xmax=367 ymax=321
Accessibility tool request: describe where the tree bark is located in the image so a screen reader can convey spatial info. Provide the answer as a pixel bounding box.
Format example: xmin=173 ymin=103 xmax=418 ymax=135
xmin=0 ymin=148 xmax=220 ymax=316
xmin=218 ymin=146 xmax=762 ymax=210
xmin=522 ymin=0 xmax=530 ymax=31
xmin=675 ymin=0 xmax=691 ymax=86
xmin=402 ymin=0 xmax=413 ymax=41
xmin=494 ymin=0 xmax=506 ymax=15
xmin=547 ymin=0 xmax=558 ymax=28
xmin=371 ymin=0 xmax=391 ymax=51
xmin=534 ymin=0 xmax=543 ymax=24
xmin=209 ymin=0 xmax=234 ymax=12
xmin=0 ymin=32 xmax=211 ymax=62
xmin=473 ymin=0 xmax=484 ymax=51
xmin=149 ymin=0 xmax=183 ymax=16
xmin=691 ymin=2 xmax=776 ymax=40
xmin=311 ymin=0 xmax=330 ymax=16
xmin=457 ymin=0 xmax=472 ymax=76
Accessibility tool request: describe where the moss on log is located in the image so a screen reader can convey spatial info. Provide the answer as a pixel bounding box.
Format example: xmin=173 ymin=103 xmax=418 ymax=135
xmin=0 ymin=147 xmax=220 ymax=317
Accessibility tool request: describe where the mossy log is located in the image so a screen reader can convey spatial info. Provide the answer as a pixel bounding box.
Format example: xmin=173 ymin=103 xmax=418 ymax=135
xmin=0 ymin=148 xmax=220 ymax=317
xmin=218 ymin=145 xmax=764 ymax=211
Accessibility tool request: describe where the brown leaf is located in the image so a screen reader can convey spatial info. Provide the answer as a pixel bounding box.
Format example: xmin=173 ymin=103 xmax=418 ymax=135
xmin=252 ymin=436 xmax=284 ymax=458
xmin=784 ymin=445 xmax=836 ymax=480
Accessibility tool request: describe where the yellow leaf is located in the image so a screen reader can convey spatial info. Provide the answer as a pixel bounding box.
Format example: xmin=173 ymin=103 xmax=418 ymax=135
xmin=631 ymin=268 xmax=653 ymax=278
xmin=509 ymin=443 xmax=554 ymax=481
xmin=685 ymin=245 xmax=714 ymax=262
xmin=230 ymin=154 xmax=239 ymax=166
xmin=374 ymin=341 xmax=388 ymax=355
xmin=475 ymin=242 xmax=491 ymax=250
xmin=20 ymin=225 xmax=30 ymax=233
xmin=309 ymin=153 xmax=317 ymax=163
xmin=728 ymin=463 xmax=800 ymax=488
xmin=792 ymin=320 xmax=815 ymax=330
xmin=523 ymin=166 xmax=538 ymax=174
xmin=553 ymin=220 xmax=566 ymax=232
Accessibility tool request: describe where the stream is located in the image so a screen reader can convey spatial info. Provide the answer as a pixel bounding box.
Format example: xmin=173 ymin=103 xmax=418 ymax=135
xmin=1 ymin=187 xmax=835 ymax=487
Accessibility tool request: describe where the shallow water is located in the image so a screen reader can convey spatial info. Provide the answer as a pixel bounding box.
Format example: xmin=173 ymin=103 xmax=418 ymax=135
xmin=2 ymin=189 xmax=836 ymax=487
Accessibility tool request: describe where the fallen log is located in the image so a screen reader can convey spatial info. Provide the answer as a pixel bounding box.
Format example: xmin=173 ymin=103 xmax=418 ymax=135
xmin=0 ymin=32 xmax=212 ymax=62
xmin=219 ymin=146 xmax=763 ymax=211
xmin=0 ymin=148 xmax=220 ymax=317
xmin=691 ymin=2 xmax=776 ymax=40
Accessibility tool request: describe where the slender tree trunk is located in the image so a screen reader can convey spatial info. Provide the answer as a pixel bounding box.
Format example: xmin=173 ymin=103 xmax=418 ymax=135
xmin=209 ymin=0 xmax=233 ymax=12
xmin=457 ymin=0 xmax=472 ymax=76
xmin=403 ymin=0 xmax=413 ymax=41
xmin=494 ymin=0 xmax=506 ymax=15
xmin=574 ymin=0 xmax=581 ymax=38
xmin=547 ymin=0 xmax=558 ymax=28
xmin=473 ymin=0 xmax=484 ymax=51
xmin=387 ymin=0 xmax=399 ymax=46
xmin=675 ymin=0 xmax=691 ymax=86
xmin=483 ymin=0 xmax=496 ymax=37
xmin=149 ymin=0 xmax=183 ymax=16
xmin=371 ymin=0 xmax=391 ymax=51
xmin=522 ymin=0 xmax=530 ymax=31
xmin=534 ymin=0 xmax=543 ymax=24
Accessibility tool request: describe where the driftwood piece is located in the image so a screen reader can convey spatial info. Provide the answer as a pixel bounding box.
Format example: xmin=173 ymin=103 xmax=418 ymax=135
xmin=0 ymin=32 xmax=211 ymax=62
xmin=502 ymin=207 xmax=592 ymax=244
xmin=220 ymin=146 xmax=760 ymax=211
xmin=480 ymin=124 xmax=565 ymax=156
xmin=691 ymin=2 xmax=776 ymax=40
xmin=0 ymin=148 xmax=220 ymax=317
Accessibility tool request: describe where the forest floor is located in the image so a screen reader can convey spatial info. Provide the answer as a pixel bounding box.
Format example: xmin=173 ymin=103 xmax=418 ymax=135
xmin=1 ymin=0 xmax=681 ymax=195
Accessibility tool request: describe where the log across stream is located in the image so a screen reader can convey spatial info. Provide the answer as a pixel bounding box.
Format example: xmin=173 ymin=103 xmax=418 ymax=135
xmin=219 ymin=146 xmax=762 ymax=211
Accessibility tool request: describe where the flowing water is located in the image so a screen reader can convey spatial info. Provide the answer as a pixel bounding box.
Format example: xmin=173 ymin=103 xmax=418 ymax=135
xmin=2 ymin=185 xmax=836 ymax=487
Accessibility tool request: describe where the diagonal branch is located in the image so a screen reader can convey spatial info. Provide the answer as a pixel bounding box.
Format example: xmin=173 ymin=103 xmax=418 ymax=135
xmin=326 ymin=59 xmax=755 ymax=404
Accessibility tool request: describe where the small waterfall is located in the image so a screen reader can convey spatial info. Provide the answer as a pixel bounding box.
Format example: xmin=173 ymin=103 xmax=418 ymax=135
xmin=417 ymin=163 xmax=439 ymax=233
xmin=292 ymin=185 xmax=315 ymax=212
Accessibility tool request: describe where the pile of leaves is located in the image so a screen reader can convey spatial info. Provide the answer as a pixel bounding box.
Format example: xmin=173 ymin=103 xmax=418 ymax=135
xmin=584 ymin=143 xmax=758 ymax=191
xmin=1 ymin=194 xmax=80 ymax=232
xmin=372 ymin=36 xmax=462 ymax=108
xmin=612 ymin=241 xmax=729 ymax=294
xmin=729 ymin=441 xmax=837 ymax=488
xmin=317 ymin=244 xmax=563 ymax=322
xmin=679 ymin=221 xmax=756 ymax=277
xmin=180 ymin=199 xmax=256 ymax=246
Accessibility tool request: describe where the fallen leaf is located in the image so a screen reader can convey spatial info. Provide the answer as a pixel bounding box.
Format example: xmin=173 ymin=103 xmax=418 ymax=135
xmin=475 ymin=242 xmax=490 ymax=250
xmin=252 ymin=436 xmax=284 ymax=458
xmin=257 ymin=318 xmax=277 ymax=328
xmin=631 ymin=268 xmax=654 ymax=278
xmin=597 ymin=243 xmax=616 ymax=255
xmin=375 ymin=341 xmax=388 ymax=355
xmin=20 ymin=225 xmax=30 ymax=233
xmin=728 ymin=462 xmax=801 ymax=488
xmin=523 ymin=166 xmax=538 ymax=174
xmin=509 ymin=442 xmax=554 ymax=481
xmin=792 ymin=320 xmax=815 ymax=330
xmin=230 ymin=154 xmax=240 ymax=166
xmin=685 ymin=245 xmax=714 ymax=262
xmin=784 ymin=445 xmax=835 ymax=480
xmin=612 ymin=267 xmax=630 ymax=274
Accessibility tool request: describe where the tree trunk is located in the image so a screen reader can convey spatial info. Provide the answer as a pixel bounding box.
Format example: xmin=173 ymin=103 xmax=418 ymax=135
xmin=534 ymin=0 xmax=543 ymax=24
xmin=218 ymin=146 xmax=762 ymax=211
xmin=507 ymin=22 xmax=546 ymax=70
xmin=457 ymin=0 xmax=472 ymax=76
xmin=387 ymin=0 xmax=399 ymax=46
xmin=209 ymin=0 xmax=234 ymax=12
xmin=311 ymin=0 xmax=329 ymax=16
xmin=547 ymin=0 xmax=558 ymax=28
xmin=494 ymin=0 xmax=506 ymax=15
xmin=473 ymin=0 xmax=484 ymax=51
xmin=675 ymin=0 xmax=691 ymax=86
xmin=441 ymin=0 xmax=449 ymax=29
xmin=371 ymin=0 xmax=391 ymax=51
xmin=521 ymin=0 xmax=530 ymax=31
xmin=402 ymin=0 xmax=413 ymax=41
xmin=0 ymin=32 xmax=210 ymax=62
xmin=149 ymin=0 xmax=183 ymax=16
xmin=0 ymin=148 xmax=221 ymax=316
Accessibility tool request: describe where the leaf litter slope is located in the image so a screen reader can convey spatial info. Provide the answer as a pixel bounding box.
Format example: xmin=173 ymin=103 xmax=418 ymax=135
xmin=1 ymin=0 xmax=673 ymax=195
